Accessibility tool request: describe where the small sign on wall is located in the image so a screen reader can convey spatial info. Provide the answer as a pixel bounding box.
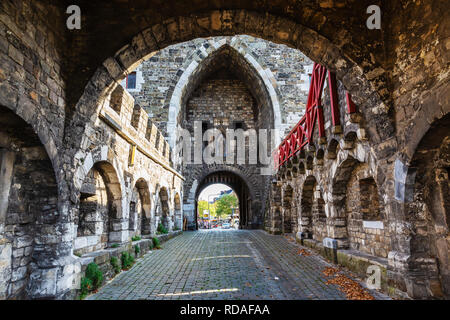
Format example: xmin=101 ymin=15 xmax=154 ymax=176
xmin=363 ymin=221 xmax=384 ymax=229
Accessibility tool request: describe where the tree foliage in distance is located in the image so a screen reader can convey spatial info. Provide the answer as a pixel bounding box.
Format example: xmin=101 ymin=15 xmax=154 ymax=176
xmin=215 ymin=194 xmax=238 ymax=219
xmin=198 ymin=200 xmax=216 ymax=217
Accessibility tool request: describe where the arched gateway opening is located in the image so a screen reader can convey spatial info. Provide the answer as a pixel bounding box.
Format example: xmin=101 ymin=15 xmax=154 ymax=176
xmin=196 ymin=184 xmax=239 ymax=230
xmin=194 ymin=171 xmax=253 ymax=230
xmin=0 ymin=106 xmax=58 ymax=299
xmin=404 ymin=113 xmax=450 ymax=299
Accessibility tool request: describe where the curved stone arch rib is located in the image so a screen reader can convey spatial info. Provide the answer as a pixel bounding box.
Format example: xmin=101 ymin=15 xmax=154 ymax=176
xmin=67 ymin=11 xmax=394 ymax=204
xmin=185 ymin=165 xmax=259 ymax=203
xmin=0 ymin=104 xmax=65 ymax=204
xmin=77 ymin=146 xmax=127 ymax=218
xmin=399 ymin=113 xmax=450 ymax=298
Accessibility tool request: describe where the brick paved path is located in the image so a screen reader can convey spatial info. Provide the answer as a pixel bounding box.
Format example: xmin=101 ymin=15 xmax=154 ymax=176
xmin=88 ymin=230 xmax=388 ymax=300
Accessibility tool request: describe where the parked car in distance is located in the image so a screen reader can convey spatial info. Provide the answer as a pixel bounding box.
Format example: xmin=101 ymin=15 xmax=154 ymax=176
xmin=222 ymin=223 xmax=231 ymax=229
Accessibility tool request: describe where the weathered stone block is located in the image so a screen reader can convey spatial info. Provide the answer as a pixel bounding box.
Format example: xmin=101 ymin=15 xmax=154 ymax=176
xmin=27 ymin=267 xmax=58 ymax=298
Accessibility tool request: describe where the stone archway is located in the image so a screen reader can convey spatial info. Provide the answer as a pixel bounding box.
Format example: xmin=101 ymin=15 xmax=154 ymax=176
xmin=194 ymin=170 xmax=254 ymax=230
xmin=167 ymin=38 xmax=282 ymax=154
xmin=0 ymin=106 xmax=59 ymax=299
xmin=329 ymin=157 xmax=360 ymax=248
xmin=173 ymin=41 xmax=276 ymax=230
xmin=76 ymin=161 xmax=124 ymax=254
xmin=130 ymin=178 xmax=152 ymax=237
xmin=157 ymin=187 xmax=171 ymax=232
xmin=66 ymin=10 xmax=394 ymax=211
xmin=402 ymin=113 xmax=450 ymax=299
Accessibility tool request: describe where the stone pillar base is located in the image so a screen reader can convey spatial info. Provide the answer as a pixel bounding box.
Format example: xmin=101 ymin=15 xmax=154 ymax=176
xmin=323 ymin=237 xmax=338 ymax=264
xmin=109 ymin=230 xmax=129 ymax=244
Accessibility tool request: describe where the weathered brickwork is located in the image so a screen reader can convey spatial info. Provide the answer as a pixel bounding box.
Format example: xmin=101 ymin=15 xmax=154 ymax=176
xmin=126 ymin=35 xmax=312 ymax=137
xmin=345 ymin=164 xmax=390 ymax=258
xmin=270 ymin=62 xmax=449 ymax=299
xmin=186 ymin=73 xmax=256 ymax=130
xmin=73 ymin=86 xmax=183 ymax=253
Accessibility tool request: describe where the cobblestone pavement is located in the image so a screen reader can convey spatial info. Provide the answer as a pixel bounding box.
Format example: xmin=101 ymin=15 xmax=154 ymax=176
xmin=88 ymin=230 xmax=389 ymax=300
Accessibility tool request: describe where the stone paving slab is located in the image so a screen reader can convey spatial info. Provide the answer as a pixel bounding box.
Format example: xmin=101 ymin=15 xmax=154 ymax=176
xmin=88 ymin=230 xmax=389 ymax=300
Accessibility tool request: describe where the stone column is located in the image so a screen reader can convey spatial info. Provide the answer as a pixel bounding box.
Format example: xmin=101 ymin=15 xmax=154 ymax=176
xmin=110 ymin=218 xmax=129 ymax=243
xmin=0 ymin=150 xmax=14 ymax=299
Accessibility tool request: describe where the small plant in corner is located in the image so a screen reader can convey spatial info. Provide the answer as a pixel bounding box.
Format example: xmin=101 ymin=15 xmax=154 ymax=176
xmin=85 ymin=262 xmax=104 ymax=291
xmin=111 ymin=243 xmax=120 ymax=248
xmin=152 ymin=237 xmax=161 ymax=249
xmin=135 ymin=244 xmax=140 ymax=256
xmin=157 ymin=223 xmax=168 ymax=235
xmin=131 ymin=235 xmax=142 ymax=242
xmin=110 ymin=256 xmax=121 ymax=274
xmin=148 ymin=241 xmax=154 ymax=250
xmin=121 ymin=252 xmax=135 ymax=270
xmin=79 ymin=276 xmax=92 ymax=300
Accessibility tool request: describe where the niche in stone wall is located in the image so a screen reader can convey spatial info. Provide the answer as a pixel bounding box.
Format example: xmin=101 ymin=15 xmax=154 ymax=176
xmin=76 ymin=161 xmax=122 ymax=255
xmin=130 ymin=178 xmax=152 ymax=236
xmin=157 ymin=187 xmax=171 ymax=231
xmin=345 ymin=163 xmax=390 ymax=258
xmin=359 ymin=177 xmax=382 ymax=221
xmin=110 ymin=85 xmax=125 ymax=115
xmin=128 ymin=200 xmax=137 ymax=231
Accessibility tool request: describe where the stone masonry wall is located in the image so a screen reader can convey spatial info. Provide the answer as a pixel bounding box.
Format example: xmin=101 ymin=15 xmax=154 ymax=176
xmin=125 ymin=35 xmax=313 ymax=137
xmin=346 ymin=164 xmax=391 ymax=258
xmin=0 ymin=0 xmax=69 ymax=300
xmin=186 ymin=72 xmax=256 ymax=131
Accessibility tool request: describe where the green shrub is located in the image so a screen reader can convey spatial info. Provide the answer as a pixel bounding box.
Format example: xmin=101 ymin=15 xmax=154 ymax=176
xmin=111 ymin=243 xmax=119 ymax=248
xmin=79 ymin=276 xmax=92 ymax=299
xmin=110 ymin=256 xmax=121 ymax=274
xmin=157 ymin=223 xmax=168 ymax=234
xmin=85 ymin=263 xmax=104 ymax=290
xmin=131 ymin=235 xmax=142 ymax=242
xmin=121 ymin=252 xmax=135 ymax=270
xmin=152 ymin=237 xmax=161 ymax=249
xmin=134 ymin=244 xmax=140 ymax=255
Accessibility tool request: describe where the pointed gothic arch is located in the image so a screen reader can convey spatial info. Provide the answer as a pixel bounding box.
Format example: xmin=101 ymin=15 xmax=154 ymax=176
xmin=166 ymin=39 xmax=282 ymax=153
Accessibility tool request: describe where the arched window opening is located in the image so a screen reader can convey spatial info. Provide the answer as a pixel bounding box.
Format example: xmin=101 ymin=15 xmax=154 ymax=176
xmin=110 ymin=85 xmax=124 ymax=115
